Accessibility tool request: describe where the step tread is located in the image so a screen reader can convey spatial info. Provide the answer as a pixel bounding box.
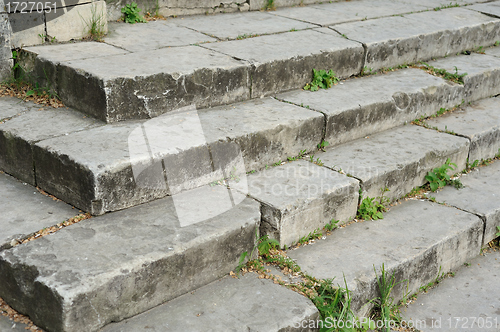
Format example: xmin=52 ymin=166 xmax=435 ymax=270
xmin=434 ymin=160 xmax=500 ymax=244
xmin=0 ymin=187 xmax=260 ymax=332
xmin=101 ymin=273 xmax=319 ymax=332
xmin=0 ymin=172 xmax=79 ymax=251
xmin=287 ymin=199 xmax=483 ymax=315
xmin=317 ymin=125 xmax=469 ymax=200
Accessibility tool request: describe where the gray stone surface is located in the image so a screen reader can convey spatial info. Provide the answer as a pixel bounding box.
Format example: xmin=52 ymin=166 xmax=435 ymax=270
xmin=104 ymin=20 xmax=217 ymax=52
xmin=32 ymin=98 xmax=323 ymax=214
xmin=317 ymin=125 xmax=470 ymax=201
xmin=0 ymin=316 xmax=30 ymax=332
xmin=101 ymin=272 xmax=319 ymax=332
xmin=426 ymin=53 xmax=500 ymax=102
xmin=8 ymin=12 xmax=45 ymax=47
xmin=0 ymin=189 xmax=260 ymax=332
xmin=246 ymin=160 xmax=359 ymax=247
xmin=335 ymin=8 xmax=500 ymax=71
xmin=0 ymin=97 xmax=33 ymax=120
xmin=270 ymin=0 xmax=429 ymax=26
xmin=0 ymin=172 xmax=79 ymax=251
xmin=402 ymin=250 xmax=500 ymax=331
xmin=467 ymin=1 xmax=500 ymax=18
xmin=0 ymin=7 xmax=12 ymax=81
xmin=278 ymin=68 xmax=464 ymax=146
xmin=426 ymin=97 xmax=500 ymax=162
xmin=0 ymin=107 xmax=102 ymax=185
xmin=434 ymin=160 xmax=500 ymax=244
xmin=288 ymin=200 xmax=483 ymax=315
xmin=56 ymin=45 xmax=251 ymax=122
xmin=174 ymin=11 xmax=315 ymax=40
xmin=204 ymin=28 xmax=364 ymax=98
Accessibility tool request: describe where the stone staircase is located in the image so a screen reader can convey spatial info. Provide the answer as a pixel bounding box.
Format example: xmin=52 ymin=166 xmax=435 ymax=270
xmin=2 ymin=1 xmax=500 ymax=331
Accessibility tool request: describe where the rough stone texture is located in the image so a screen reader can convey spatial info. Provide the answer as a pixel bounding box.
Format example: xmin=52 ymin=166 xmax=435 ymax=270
xmin=288 ymin=200 xmax=483 ymax=315
xmin=426 ymin=53 xmax=500 ymax=102
xmin=57 ymin=46 xmax=250 ymax=122
xmin=0 ymin=191 xmax=260 ymax=332
xmin=0 ymin=5 xmax=12 ymax=81
xmin=46 ymin=1 xmax=108 ymax=42
xmin=245 ymin=160 xmax=359 ymax=247
xmin=250 ymin=0 xmax=324 ymax=11
xmin=434 ymin=160 xmax=500 ymax=245
xmin=278 ymin=68 xmax=464 ymax=146
xmin=402 ymin=250 xmax=500 ymax=331
xmin=101 ymin=272 xmax=319 ymax=332
xmin=467 ymin=1 xmax=500 ymax=18
xmin=334 ymin=8 xmax=500 ymax=71
xmin=0 ymin=316 xmax=30 ymax=332
xmin=402 ymin=0 xmax=489 ymax=6
xmin=0 ymin=172 xmax=79 ymax=251
xmin=32 ymin=98 xmax=323 ymax=214
xmin=8 ymin=11 xmax=45 ymax=47
xmin=426 ymin=97 xmax=500 ymax=162
xmin=17 ymin=42 xmax=128 ymax=93
xmin=270 ymin=0 xmax=429 ymax=27
xmin=0 ymin=97 xmax=33 ymax=120
xmin=104 ymin=20 xmax=217 ymax=52
xmin=205 ymin=28 xmax=364 ymax=98
xmin=0 ymin=107 xmax=102 ymax=185
xmin=174 ymin=11 xmax=315 ymax=40
xmin=317 ymin=125 xmax=470 ymax=201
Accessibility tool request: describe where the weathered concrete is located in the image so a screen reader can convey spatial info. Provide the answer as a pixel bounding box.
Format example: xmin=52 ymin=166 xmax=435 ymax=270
xmin=174 ymin=11 xmax=315 ymax=40
xmin=0 ymin=316 xmax=30 ymax=332
xmin=8 ymin=12 xmax=45 ymax=47
xmin=426 ymin=97 xmax=500 ymax=162
xmin=205 ymin=28 xmax=364 ymax=98
xmin=288 ymin=200 xmax=483 ymax=315
xmin=104 ymin=20 xmax=217 ymax=52
xmin=0 ymin=172 xmax=79 ymax=251
xmin=0 ymin=3 xmax=12 ymax=81
xmin=249 ymin=0 xmax=324 ymax=11
xmin=245 ymin=160 xmax=359 ymax=247
xmin=270 ymin=0 xmax=429 ymax=27
xmin=426 ymin=53 xmax=500 ymax=102
xmin=0 ymin=190 xmax=260 ymax=332
xmin=317 ymin=125 xmax=470 ymax=201
xmin=101 ymin=272 xmax=319 ymax=332
xmin=402 ymin=250 xmax=500 ymax=331
xmin=278 ymin=68 xmax=464 ymax=146
xmin=467 ymin=1 xmax=500 ymax=18
xmin=46 ymin=1 xmax=108 ymax=42
xmin=434 ymin=160 xmax=500 ymax=245
xmin=0 ymin=107 xmax=102 ymax=185
xmin=334 ymin=8 xmax=500 ymax=71
xmin=56 ymin=46 xmax=250 ymax=122
xmin=32 ymin=98 xmax=323 ymax=214
xmin=0 ymin=97 xmax=33 ymax=120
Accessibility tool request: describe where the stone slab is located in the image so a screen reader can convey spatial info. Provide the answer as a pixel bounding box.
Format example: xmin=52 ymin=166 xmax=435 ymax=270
xmin=317 ymin=125 xmax=470 ymax=201
xmin=204 ymin=28 xmax=364 ymax=98
xmin=174 ymin=11 xmax=315 ymax=40
xmin=0 ymin=172 xmax=79 ymax=251
xmin=402 ymin=0 xmax=489 ymax=7
xmin=426 ymin=53 xmax=500 ymax=103
xmin=55 ymin=45 xmax=251 ymax=122
xmin=278 ymin=68 xmax=464 ymax=146
xmin=0 ymin=107 xmax=102 ymax=185
xmin=288 ymin=199 xmax=483 ymax=315
xmin=101 ymin=272 xmax=319 ymax=332
xmin=46 ymin=1 xmax=108 ymax=42
xmin=32 ymin=98 xmax=323 ymax=214
xmin=426 ymin=97 xmax=500 ymax=162
xmin=246 ymin=160 xmax=359 ymax=247
xmin=270 ymin=0 xmax=429 ymax=27
xmin=334 ymin=8 xmax=500 ymax=71
xmin=8 ymin=11 xmax=44 ymax=47
xmin=467 ymin=1 xmax=500 ymax=18
xmin=0 ymin=189 xmax=260 ymax=332
xmin=434 ymin=160 xmax=500 ymax=244
xmin=402 ymin=250 xmax=500 ymax=331
xmin=0 ymin=10 xmax=12 ymax=81
xmin=0 ymin=315 xmax=30 ymax=332
xmin=0 ymin=97 xmax=33 ymax=120
xmin=104 ymin=21 xmax=217 ymax=52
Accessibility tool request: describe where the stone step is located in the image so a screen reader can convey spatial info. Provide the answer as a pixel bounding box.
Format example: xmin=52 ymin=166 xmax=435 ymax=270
xmin=287 ymin=199 xmax=483 ymax=316
xmin=16 ymin=4 xmax=500 ymax=123
xmin=101 ymin=273 xmax=319 ymax=332
xmin=0 ymin=185 xmax=260 ymax=332
xmin=425 ymin=97 xmax=500 ymax=162
xmin=315 ymin=125 xmax=470 ymax=201
xmin=433 ymin=160 xmax=500 ymax=245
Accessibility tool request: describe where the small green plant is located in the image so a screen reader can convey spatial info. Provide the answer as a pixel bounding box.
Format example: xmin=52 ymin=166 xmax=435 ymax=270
xmin=315 ymin=158 xmax=323 ymax=166
xmin=304 ymin=69 xmax=339 ymax=91
xmin=273 ymin=160 xmax=282 ymax=166
xmin=324 ymin=219 xmax=340 ymax=231
xmin=420 ymin=62 xmax=467 ymax=85
xmin=496 ymin=226 xmax=500 ymax=246
xmin=433 ymin=2 xmax=460 ymax=11
xmin=425 ymin=158 xmax=462 ymax=191
xmin=263 ymin=0 xmax=275 ymax=10
xmin=357 ymin=188 xmax=389 ymax=220
xmin=298 ymin=228 xmax=322 ymax=245
xmin=122 ymin=2 xmax=147 ymax=23
xmin=317 ymin=140 xmax=330 ymax=151
xmin=81 ymin=1 xmax=107 ymax=41
xmin=495 ymin=41 xmax=500 ymax=47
